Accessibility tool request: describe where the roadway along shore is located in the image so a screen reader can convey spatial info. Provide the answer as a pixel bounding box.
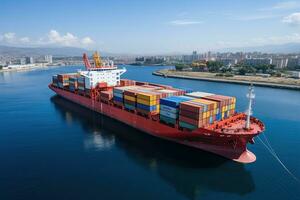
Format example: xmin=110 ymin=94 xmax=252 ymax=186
xmin=153 ymin=69 xmax=300 ymax=90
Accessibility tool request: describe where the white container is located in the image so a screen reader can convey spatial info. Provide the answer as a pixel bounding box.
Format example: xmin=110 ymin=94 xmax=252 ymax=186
xmin=185 ymin=91 xmax=215 ymax=98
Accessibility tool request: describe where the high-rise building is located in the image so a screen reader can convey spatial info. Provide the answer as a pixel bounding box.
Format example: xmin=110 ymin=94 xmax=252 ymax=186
xmin=45 ymin=55 xmax=53 ymax=64
xmin=271 ymin=58 xmax=288 ymax=69
xmin=19 ymin=58 xmax=26 ymax=65
xmin=25 ymin=57 xmax=34 ymax=64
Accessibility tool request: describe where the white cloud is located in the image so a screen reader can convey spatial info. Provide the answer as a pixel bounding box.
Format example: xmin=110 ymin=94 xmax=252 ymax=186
xmin=271 ymin=1 xmax=300 ymax=10
xmin=81 ymin=37 xmax=94 ymax=45
xmin=236 ymin=14 xmax=279 ymax=21
xmin=2 ymin=32 xmax=16 ymax=42
xmin=251 ymin=33 xmax=300 ymax=45
xmin=19 ymin=37 xmax=30 ymax=43
xmin=282 ymin=12 xmax=300 ymax=25
xmin=0 ymin=32 xmax=31 ymax=44
xmin=170 ymin=20 xmax=203 ymax=26
xmin=0 ymin=30 xmax=95 ymax=47
xmin=260 ymin=1 xmax=300 ymax=11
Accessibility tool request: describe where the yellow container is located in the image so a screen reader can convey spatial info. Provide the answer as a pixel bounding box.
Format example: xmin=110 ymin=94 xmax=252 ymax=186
xmin=193 ymin=99 xmax=217 ymax=109
xmin=233 ymin=97 xmax=236 ymax=103
xmin=213 ymin=109 xmax=217 ymax=115
xmin=124 ymin=95 xmax=136 ymax=102
xmin=137 ymin=98 xmax=157 ymax=106
xmin=137 ymin=92 xmax=156 ymax=101
xmin=222 ymin=106 xmax=225 ymax=112
xmin=222 ymin=112 xmax=225 ymax=119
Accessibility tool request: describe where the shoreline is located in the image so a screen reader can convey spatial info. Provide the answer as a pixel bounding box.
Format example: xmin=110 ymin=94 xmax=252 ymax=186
xmin=153 ymin=70 xmax=300 ymax=90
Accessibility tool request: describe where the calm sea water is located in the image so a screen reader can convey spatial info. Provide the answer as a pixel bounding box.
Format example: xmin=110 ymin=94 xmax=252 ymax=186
xmin=0 ymin=65 xmax=300 ymax=200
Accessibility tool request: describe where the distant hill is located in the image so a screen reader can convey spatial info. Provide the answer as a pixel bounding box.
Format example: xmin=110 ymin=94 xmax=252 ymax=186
xmin=220 ymin=43 xmax=300 ymax=54
xmin=0 ymin=45 xmax=102 ymax=57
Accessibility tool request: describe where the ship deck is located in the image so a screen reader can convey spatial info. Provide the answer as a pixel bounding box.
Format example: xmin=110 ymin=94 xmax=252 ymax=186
xmin=206 ymin=114 xmax=265 ymax=136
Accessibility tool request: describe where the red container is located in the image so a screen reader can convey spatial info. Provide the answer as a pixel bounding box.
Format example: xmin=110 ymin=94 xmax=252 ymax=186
xmin=180 ymin=101 xmax=204 ymax=114
xmin=124 ymin=90 xmax=138 ymax=97
xmin=135 ymin=81 xmax=148 ymax=86
xmin=179 ymin=110 xmax=202 ymax=120
xmin=179 ymin=115 xmax=203 ymax=127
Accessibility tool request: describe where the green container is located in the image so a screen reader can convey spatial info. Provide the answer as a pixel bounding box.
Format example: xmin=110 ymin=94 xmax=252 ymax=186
xmin=179 ymin=121 xmax=197 ymax=130
xmin=124 ymin=103 xmax=136 ymax=110
xmin=160 ymin=115 xmax=176 ymax=124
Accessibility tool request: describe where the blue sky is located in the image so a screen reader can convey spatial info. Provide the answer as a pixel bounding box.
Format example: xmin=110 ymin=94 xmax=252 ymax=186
xmin=1 ymin=0 xmax=300 ymax=54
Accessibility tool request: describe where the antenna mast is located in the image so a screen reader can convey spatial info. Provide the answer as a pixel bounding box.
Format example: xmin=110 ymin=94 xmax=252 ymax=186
xmin=245 ymin=83 xmax=255 ymax=129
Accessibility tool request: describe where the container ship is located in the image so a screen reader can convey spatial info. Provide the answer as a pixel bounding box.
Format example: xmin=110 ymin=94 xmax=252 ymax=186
xmin=49 ymin=52 xmax=265 ymax=163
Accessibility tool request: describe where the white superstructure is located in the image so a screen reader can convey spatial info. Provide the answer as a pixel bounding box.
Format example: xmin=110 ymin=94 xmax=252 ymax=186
xmin=79 ymin=65 xmax=126 ymax=89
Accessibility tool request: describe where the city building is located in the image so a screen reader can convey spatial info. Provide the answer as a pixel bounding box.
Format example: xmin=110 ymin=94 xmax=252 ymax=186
xmin=19 ymin=58 xmax=26 ymax=65
xmin=218 ymin=58 xmax=237 ymax=67
xmin=243 ymin=58 xmax=272 ymax=66
xmin=287 ymin=58 xmax=299 ymax=68
xmin=289 ymin=71 xmax=300 ymax=79
xmin=45 ymin=55 xmax=53 ymax=64
xmin=25 ymin=57 xmax=34 ymax=64
xmin=272 ymin=58 xmax=288 ymax=69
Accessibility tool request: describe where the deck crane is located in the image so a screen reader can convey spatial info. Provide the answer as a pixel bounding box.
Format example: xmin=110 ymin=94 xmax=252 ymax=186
xmin=83 ymin=53 xmax=91 ymax=70
xmin=93 ymin=51 xmax=103 ymax=68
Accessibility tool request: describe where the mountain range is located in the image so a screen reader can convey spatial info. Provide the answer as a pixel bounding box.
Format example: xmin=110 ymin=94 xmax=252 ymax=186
xmin=0 ymin=45 xmax=97 ymax=57
xmin=0 ymin=43 xmax=300 ymax=57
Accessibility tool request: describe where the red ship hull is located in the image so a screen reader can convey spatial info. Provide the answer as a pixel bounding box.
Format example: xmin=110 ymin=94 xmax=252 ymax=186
xmin=49 ymin=85 xmax=264 ymax=163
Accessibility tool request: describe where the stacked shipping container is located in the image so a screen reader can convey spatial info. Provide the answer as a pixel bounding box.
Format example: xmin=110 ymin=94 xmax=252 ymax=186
xmin=57 ymin=73 xmax=76 ymax=88
xmin=77 ymin=76 xmax=85 ymax=95
xmin=69 ymin=76 xmax=78 ymax=92
xmin=159 ymin=96 xmax=194 ymax=125
xmin=136 ymin=91 xmax=160 ymax=115
xmin=120 ymin=79 xmax=136 ymax=87
xmin=100 ymin=91 xmax=113 ymax=103
xmin=52 ymin=75 xmax=58 ymax=87
xmin=179 ymin=99 xmax=218 ymax=130
xmin=202 ymin=95 xmax=236 ymax=120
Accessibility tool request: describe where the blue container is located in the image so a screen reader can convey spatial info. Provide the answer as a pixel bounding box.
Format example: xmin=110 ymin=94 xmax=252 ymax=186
xmin=160 ymin=105 xmax=178 ymax=114
xmin=113 ymin=92 xmax=123 ymax=98
xmin=113 ymin=88 xmax=124 ymax=94
xmin=209 ymin=116 xmax=213 ymax=124
xmin=136 ymin=103 xmax=157 ymax=111
xmin=216 ymin=113 xmax=221 ymax=121
xmin=114 ymin=96 xmax=123 ymax=102
xmin=69 ymin=86 xmax=75 ymax=92
xmin=160 ymin=110 xmax=177 ymax=119
xmin=160 ymin=96 xmax=194 ymax=108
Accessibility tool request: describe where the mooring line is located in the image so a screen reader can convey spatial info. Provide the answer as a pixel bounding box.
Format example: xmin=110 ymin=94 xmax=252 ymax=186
xmin=257 ymin=136 xmax=300 ymax=184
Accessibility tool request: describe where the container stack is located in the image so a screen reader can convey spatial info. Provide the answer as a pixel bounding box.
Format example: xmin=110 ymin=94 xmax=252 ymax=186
xmin=124 ymin=90 xmax=138 ymax=111
xmin=136 ymin=91 xmax=161 ymax=115
xmin=57 ymin=74 xmax=70 ymax=88
xmin=69 ymin=76 xmax=78 ymax=92
xmin=202 ymin=95 xmax=236 ymax=119
xmin=100 ymin=91 xmax=113 ymax=103
xmin=159 ymin=96 xmax=194 ymax=125
xmin=77 ymin=76 xmax=85 ymax=95
xmin=120 ymin=79 xmax=136 ymax=87
xmin=113 ymin=86 xmax=130 ymax=106
xmin=52 ymin=75 xmax=58 ymax=87
xmin=179 ymin=98 xmax=218 ymax=130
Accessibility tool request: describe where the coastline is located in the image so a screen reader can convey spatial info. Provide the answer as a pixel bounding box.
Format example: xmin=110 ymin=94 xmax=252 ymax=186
xmin=153 ymin=70 xmax=300 ymax=90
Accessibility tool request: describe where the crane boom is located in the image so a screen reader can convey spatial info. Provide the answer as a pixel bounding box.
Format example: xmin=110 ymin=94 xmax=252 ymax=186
xmin=83 ymin=53 xmax=91 ymax=69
